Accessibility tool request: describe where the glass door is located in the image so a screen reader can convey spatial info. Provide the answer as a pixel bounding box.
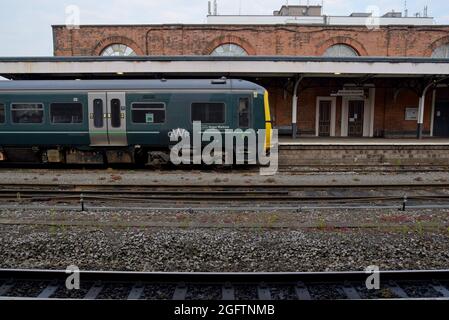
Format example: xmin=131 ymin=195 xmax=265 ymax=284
xmin=88 ymin=92 xmax=127 ymax=146
xmin=348 ymin=100 xmax=364 ymax=137
xmin=106 ymin=92 xmax=127 ymax=146
xmin=88 ymin=92 xmax=108 ymax=146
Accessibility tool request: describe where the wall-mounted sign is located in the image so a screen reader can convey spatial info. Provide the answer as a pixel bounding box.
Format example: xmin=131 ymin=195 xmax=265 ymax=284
xmin=331 ymin=89 xmax=366 ymax=97
xmin=405 ymin=107 xmax=418 ymax=121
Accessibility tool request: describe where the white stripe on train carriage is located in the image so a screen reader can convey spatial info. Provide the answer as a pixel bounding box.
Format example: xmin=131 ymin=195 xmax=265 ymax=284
xmin=0 ymin=131 xmax=160 ymax=134
xmin=0 ymin=131 xmax=90 ymax=134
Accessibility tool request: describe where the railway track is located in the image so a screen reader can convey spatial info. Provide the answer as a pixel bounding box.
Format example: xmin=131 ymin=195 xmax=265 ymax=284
xmin=0 ymin=269 xmax=448 ymax=300
xmin=2 ymin=162 xmax=449 ymax=173
xmin=1 ymin=183 xmax=449 ymax=205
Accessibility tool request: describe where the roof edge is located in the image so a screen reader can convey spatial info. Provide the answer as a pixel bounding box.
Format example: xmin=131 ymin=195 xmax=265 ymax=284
xmin=1 ymin=55 xmax=449 ymax=64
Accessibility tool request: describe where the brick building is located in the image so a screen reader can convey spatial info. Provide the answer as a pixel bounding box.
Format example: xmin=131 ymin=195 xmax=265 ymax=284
xmin=50 ymin=5 xmax=449 ymax=138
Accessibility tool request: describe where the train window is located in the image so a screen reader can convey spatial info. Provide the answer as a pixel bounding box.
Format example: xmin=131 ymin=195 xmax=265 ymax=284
xmin=191 ymin=103 xmax=225 ymax=124
xmin=0 ymin=104 xmax=4 ymax=123
xmin=110 ymin=99 xmax=121 ymax=128
xmin=131 ymin=103 xmax=165 ymax=124
xmin=238 ymin=98 xmax=250 ymax=128
xmin=11 ymin=103 xmax=44 ymax=124
xmin=93 ymin=99 xmax=104 ymax=128
xmin=50 ymin=103 xmax=83 ymax=124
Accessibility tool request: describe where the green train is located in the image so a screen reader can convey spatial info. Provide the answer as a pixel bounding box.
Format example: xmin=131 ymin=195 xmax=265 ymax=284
xmin=0 ymin=79 xmax=272 ymax=165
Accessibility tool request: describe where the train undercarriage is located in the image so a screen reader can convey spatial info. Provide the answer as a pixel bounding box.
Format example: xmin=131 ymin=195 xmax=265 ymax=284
xmin=0 ymin=146 xmax=251 ymax=166
xmin=0 ymin=146 xmax=173 ymax=166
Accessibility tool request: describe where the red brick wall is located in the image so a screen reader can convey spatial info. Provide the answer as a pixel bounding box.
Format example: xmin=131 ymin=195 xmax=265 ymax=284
xmin=53 ymin=25 xmax=449 ymax=57
xmin=383 ymin=88 xmax=433 ymax=136
xmin=264 ymin=80 xmax=448 ymax=137
xmin=52 ymin=24 xmax=449 ymax=137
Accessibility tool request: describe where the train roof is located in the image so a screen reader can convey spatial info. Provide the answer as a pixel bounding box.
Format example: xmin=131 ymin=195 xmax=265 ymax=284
xmin=0 ymin=79 xmax=265 ymax=92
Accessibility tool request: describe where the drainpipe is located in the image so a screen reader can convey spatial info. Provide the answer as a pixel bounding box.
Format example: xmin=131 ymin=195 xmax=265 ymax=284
xmin=292 ymin=76 xmax=303 ymax=139
xmin=417 ymin=82 xmax=434 ymax=139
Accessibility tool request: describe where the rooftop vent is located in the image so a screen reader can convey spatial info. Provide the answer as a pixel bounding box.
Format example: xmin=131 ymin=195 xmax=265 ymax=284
xmin=382 ymin=11 xmax=402 ymax=18
xmin=349 ymin=12 xmax=372 ymax=17
xmin=273 ymin=5 xmax=322 ymax=17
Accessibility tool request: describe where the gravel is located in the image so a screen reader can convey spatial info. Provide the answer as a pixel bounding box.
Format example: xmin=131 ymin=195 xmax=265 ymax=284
xmin=0 ymin=221 xmax=449 ymax=272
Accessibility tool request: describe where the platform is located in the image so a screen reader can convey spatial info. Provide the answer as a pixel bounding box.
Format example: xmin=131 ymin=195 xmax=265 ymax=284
xmin=278 ymin=138 xmax=449 ymax=166
xmin=279 ymin=137 xmax=449 ymax=146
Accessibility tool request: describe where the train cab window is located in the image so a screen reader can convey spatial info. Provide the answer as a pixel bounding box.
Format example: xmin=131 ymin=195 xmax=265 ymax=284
xmin=93 ymin=99 xmax=104 ymax=128
xmin=191 ymin=103 xmax=225 ymax=124
xmin=50 ymin=103 xmax=83 ymax=124
xmin=131 ymin=103 xmax=165 ymax=124
xmin=11 ymin=103 xmax=44 ymax=124
xmin=238 ymin=98 xmax=250 ymax=128
xmin=0 ymin=104 xmax=4 ymax=123
xmin=110 ymin=99 xmax=121 ymax=128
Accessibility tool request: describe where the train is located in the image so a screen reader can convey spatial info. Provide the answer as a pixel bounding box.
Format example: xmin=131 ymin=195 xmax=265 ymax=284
xmin=0 ymin=79 xmax=272 ymax=165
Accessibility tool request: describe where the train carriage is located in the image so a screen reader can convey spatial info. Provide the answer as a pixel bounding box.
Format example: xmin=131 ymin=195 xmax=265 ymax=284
xmin=0 ymin=79 xmax=272 ymax=165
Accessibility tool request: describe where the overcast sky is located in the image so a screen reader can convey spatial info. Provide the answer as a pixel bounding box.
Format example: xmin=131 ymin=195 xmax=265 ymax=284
xmin=0 ymin=0 xmax=447 ymax=57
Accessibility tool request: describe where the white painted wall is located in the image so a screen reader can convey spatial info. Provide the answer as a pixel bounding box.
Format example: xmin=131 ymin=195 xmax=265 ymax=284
xmin=207 ymin=15 xmax=435 ymax=26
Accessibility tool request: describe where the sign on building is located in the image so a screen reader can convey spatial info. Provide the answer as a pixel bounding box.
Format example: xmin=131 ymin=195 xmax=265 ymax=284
xmin=405 ymin=107 xmax=418 ymax=121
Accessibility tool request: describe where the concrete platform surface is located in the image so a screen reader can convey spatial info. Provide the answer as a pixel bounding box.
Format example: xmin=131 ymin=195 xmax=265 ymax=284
xmin=1 ymin=169 xmax=449 ymax=186
xmin=279 ymin=137 xmax=449 ymax=146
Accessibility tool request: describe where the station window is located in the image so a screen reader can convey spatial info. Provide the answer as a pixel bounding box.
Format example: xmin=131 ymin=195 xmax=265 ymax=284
xmin=11 ymin=103 xmax=44 ymax=124
xmin=131 ymin=103 xmax=165 ymax=124
xmin=0 ymin=104 xmax=4 ymax=123
xmin=191 ymin=103 xmax=225 ymax=124
xmin=50 ymin=103 xmax=83 ymax=124
xmin=238 ymin=98 xmax=250 ymax=128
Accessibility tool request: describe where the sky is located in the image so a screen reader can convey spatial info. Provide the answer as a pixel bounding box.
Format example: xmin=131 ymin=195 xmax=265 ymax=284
xmin=0 ymin=0 xmax=447 ymax=57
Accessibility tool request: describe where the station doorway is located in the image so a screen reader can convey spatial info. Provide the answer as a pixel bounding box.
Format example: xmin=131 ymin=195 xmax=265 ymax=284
xmin=434 ymin=101 xmax=449 ymax=137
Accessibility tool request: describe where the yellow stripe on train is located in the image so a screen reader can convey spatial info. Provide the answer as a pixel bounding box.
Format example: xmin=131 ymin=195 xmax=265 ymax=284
xmin=264 ymin=90 xmax=273 ymax=152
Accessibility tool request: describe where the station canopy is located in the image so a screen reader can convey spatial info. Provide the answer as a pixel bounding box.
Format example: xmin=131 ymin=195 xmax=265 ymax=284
xmin=0 ymin=56 xmax=449 ymax=80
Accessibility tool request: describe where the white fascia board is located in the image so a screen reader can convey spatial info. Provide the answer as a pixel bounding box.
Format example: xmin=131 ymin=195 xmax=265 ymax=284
xmin=1 ymin=60 xmax=449 ymax=76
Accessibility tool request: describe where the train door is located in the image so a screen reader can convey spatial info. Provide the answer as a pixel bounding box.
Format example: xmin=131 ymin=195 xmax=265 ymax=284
xmin=106 ymin=92 xmax=127 ymax=146
xmin=88 ymin=92 xmax=127 ymax=146
xmin=88 ymin=93 xmax=108 ymax=146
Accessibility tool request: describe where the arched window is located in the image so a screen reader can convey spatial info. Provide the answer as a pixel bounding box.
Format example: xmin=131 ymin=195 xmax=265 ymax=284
xmin=211 ymin=44 xmax=248 ymax=56
xmin=323 ymin=44 xmax=359 ymax=57
xmin=101 ymin=44 xmax=136 ymax=56
xmin=432 ymin=45 xmax=449 ymax=58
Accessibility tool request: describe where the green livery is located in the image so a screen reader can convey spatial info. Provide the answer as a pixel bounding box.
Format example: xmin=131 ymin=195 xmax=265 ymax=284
xmin=0 ymin=79 xmax=270 ymax=165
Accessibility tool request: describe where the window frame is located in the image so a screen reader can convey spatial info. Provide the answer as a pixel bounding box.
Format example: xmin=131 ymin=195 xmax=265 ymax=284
xmin=49 ymin=102 xmax=84 ymax=125
xmin=431 ymin=44 xmax=449 ymax=58
xmin=101 ymin=44 xmax=137 ymax=57
xmin=130 ymin=102 xmax=166 ymax=125
xmin=190 ymin=102 xmax=227 ymax=125
xmin=210 ymin=44 xmax=249 ymax=57
xmin=323 ymin=44 xmax=359 ymax=57
xmin=10 ymin=102 xmax=45 ymax=125
xmin=110 ymin=98 xmax=122 ymax=128
xmin=93 ymin=98 xmax=104 ymax=129
xmin=0 ymin=103 xmax=5 ymax=124
xmin=238 ymin=97 xmax=251 ymax=128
